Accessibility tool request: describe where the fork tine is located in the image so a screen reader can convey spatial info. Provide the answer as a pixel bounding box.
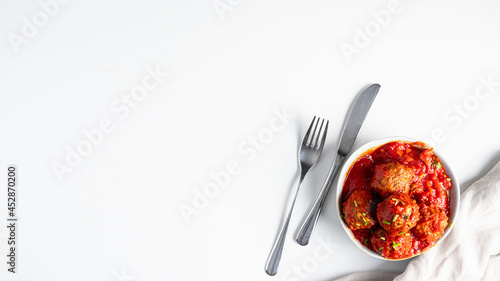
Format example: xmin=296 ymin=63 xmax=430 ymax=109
xmin=302 ymin=116 xmax=317 ymax=146
xmin=309 ymin=117 xmax=320 ymax=146
xmin=318 ymin=120 xmax=329 ymax=150
xmin=312 ymin=118 xmax=325 ymax=148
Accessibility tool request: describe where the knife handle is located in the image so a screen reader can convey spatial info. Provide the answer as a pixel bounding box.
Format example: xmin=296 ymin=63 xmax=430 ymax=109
xmin=296 ymin=155 xmax=345 ymax=246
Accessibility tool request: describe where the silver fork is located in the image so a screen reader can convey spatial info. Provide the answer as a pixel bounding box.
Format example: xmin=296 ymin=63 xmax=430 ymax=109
xmin=265 ymin=116 xmax=329 ymax=276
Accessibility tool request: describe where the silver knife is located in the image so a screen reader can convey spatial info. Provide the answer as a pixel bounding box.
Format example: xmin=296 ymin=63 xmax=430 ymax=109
xmin=295 ymin=84 xmax=380 ymax=246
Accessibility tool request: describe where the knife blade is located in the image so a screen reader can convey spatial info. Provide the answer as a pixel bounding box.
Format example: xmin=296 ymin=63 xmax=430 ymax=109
xmin=295 ymin=83 xmax=380 ymax=246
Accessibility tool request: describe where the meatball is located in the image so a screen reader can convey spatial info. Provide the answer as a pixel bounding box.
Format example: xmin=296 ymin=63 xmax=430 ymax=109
xmin=371 ymin=162 xmax=415 ymax=198
xmin=377 ymin=192 xmax=419 ymax=233
xmin=342 ymin=190 xmax=377 ymax=230
xmin=412 ymin=204 xmax=448 ymax=243
xmin=371 ymin=228 xmax=413 ymax=259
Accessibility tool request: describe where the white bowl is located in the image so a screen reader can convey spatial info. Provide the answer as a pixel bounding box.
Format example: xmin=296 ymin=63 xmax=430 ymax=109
xmin=336 ymin=137 xmax=460 ymax=260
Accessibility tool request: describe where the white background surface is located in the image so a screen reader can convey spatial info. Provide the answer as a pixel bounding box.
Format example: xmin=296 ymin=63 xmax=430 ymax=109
xmin=1 ymin=0 xmax=500 ymax=280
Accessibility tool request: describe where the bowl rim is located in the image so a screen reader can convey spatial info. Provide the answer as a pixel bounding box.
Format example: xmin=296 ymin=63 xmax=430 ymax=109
xmin=336 ymin=136 xmax=460 ymax=261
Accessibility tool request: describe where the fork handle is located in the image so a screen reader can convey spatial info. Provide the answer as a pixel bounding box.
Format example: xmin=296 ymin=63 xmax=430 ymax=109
xmin=296 ymin=154 xmax=346 ymax=246
xmin=265 ymin=177 xmax=305 ymax=276
xmin=264 ymin=205 xmax=293 ymax=276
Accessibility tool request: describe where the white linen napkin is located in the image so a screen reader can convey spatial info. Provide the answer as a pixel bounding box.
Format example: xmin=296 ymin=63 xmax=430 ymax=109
xmin=335 ymin=160 xmax=500 ymax=281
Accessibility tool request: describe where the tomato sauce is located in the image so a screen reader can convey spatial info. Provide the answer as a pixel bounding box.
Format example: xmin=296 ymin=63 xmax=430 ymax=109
xmin=341 ymin=141 xmax=452 ymax=258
